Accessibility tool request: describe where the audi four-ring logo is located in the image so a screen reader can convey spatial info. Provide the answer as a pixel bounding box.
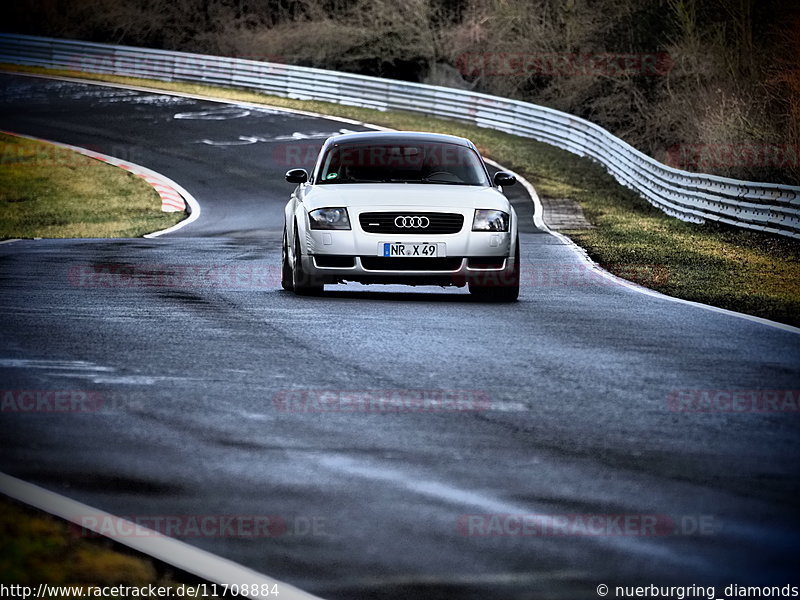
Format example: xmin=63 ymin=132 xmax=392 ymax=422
xmin=394 ymin=216 xmax=430 ymax=228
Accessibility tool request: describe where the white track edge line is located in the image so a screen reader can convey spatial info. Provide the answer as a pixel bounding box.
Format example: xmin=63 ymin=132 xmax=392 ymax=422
xmin=0 ymin=472 xmax=325 ymax=600
xmin=5 ymin=70 xmax=798 ymax=332
xmin=485 ymin=158 xmax=800 ymax=335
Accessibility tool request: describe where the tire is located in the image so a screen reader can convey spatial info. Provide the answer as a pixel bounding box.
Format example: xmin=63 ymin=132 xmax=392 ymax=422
xmin=469 ymin=234 xmax=520 ymax=302
xmin=292 ymin=228 xmax=324 ymax=296
xmin=281 ymin=227 xmax=294 ymax=291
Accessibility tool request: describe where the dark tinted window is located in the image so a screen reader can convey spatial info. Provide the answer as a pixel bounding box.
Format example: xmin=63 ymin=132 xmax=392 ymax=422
xmin=317 ymin=142 xmax=490 ymax=186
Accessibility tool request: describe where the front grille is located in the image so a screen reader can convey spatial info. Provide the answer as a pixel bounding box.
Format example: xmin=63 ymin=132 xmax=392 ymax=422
xmin=360 ymin=257 xmax=463 ymax=271
xmin=359 ymin=212 xmax=464 ymax=235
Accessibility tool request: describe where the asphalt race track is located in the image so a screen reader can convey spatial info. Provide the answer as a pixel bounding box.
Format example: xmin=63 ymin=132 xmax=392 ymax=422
xmin=1 ymin=72 xmax=799 ymax=599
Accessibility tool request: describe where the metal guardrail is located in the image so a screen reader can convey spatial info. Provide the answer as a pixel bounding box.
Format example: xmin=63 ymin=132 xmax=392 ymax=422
xmin=2 ymin=33 xmax=798 ymax=239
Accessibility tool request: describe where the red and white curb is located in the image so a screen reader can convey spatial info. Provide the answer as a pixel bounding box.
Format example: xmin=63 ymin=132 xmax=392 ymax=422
xmin=0 ymin=472 xmax=325 ymax=600
xmin=119 ymin=163 xmax=185 ymax=212
xmin=1 ymin=130 xmax=201 ymax=236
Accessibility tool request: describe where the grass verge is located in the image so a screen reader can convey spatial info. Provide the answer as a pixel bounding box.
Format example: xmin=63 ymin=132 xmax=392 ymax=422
xmin=0 ymin=495 xmax=210 ymax=595
xmin=2 ymin=63 xmax=798 ymax=326
xmin=0 ymin=132 xmax=184 ymax=238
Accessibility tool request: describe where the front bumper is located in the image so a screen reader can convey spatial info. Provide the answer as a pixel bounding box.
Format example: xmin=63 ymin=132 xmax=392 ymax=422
xmin=300 ymin=227 xmax=516 ymax=287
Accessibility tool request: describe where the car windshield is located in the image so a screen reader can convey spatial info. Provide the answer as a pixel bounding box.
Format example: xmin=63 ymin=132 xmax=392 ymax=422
xmin=317 ymin=141 xmax=490 ymax=186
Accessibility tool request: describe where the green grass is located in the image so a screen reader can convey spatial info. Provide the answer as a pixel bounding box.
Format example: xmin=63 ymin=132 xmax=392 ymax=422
xmin=1 ymin=496 xmax=169 ymax=588
xmin=0 ymin=496 xmax=228 ymax=598
xmin=566 ymin=192 xmax=800 ymax=326
xmin=0 ymin=133 xmax=184 ymax=238
xmin=2 ymin=63 xmax=798 ymax=326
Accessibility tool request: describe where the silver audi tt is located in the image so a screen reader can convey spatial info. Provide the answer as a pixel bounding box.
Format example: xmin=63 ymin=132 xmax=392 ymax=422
xmin=281 ymin=131 xmax=520 ymax=300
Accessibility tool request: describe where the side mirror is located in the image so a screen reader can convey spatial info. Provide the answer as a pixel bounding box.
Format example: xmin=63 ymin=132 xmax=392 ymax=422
xmin=493 ymin=171 xmax=516 ymax=187
xmin=285 ymin=168 xmax=308 ymax=184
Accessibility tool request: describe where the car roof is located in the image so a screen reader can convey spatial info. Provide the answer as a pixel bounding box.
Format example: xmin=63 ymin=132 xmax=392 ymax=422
xmin=325 ymin=131 xmax=474 ymax=147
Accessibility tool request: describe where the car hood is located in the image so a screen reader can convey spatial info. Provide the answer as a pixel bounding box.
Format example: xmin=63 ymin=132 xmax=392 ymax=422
xmin=302 ymin=184 xmax=511 ymax=211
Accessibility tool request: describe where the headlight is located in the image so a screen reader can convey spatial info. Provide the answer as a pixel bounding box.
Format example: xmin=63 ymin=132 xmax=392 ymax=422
xmin=472 ymin=209 xmax=509 ymax=232
xmin=309 ymin=207 xmax=351 ymax=230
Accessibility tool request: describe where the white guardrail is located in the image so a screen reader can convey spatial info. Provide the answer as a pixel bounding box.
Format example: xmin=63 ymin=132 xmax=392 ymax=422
xmin=2 ymin=33 xmax=799 ymax=239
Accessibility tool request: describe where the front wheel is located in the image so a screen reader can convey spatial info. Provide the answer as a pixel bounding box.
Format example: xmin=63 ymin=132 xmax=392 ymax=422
xmin=292 ymin=229 xmax=324 ymax=296
xmin=281 ymin=227 xmax=293 ymax=291
xmin=469 ymin=235 xmax=520 ymax=302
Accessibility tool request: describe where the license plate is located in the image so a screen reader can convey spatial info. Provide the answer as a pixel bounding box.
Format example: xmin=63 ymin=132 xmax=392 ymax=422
xmin=380 ymin=242 xmax=441 ymax=257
